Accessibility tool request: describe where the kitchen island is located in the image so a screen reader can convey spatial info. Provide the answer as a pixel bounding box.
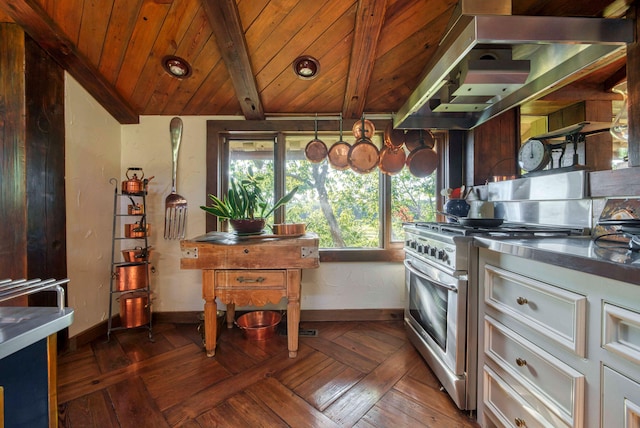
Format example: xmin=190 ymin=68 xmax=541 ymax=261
xmin=0 ymin=306 xmax=74 ymax=427
xmin=180 ymin=232 xmax=319 ymax=357
xmin=474 ymin=235 xmax=640 ymax=427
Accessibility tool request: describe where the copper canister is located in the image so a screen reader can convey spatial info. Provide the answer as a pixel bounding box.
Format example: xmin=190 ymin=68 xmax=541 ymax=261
xmin=120 ymin=292 xmax=150 ymax=328
xmin=114 ymin=263 xmax=148 ymax=291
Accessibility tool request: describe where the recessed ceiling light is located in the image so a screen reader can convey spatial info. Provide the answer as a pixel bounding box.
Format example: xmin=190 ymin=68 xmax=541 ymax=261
xmin=293 ymin=56 xmax=320 ymax=80
xmin=162 ymin=55 xmax=191 ymax=78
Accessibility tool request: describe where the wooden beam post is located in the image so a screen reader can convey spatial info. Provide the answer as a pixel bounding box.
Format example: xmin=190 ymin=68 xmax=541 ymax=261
xmin=201 ymin=0 xmax=264 ymax=120
xmin=342 ymin=0 xmax=387 ymax=120
xmin=0 ymin=0 xmax=139 ymax=124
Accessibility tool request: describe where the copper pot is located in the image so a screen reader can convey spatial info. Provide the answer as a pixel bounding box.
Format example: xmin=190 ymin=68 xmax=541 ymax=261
xmin=378 ymin=146 xmax=406 ymax=176
xmin=271 ymin=223 xmax=306 ymax=235
xmin=352 ymin=119 xmax=375 ymax=139
xmin=114 ymin=263 xmax=148 ymax=291
xmin=490 ymin=175 xmax=518 ymax=182
xmin=305 ymin=138 xmax=328 ymax=163
xmin=384 ymin=122 xmax=405 ymax=151
xmin=125 ymin=222 xmax=150 ymax=238
xmin=121 ymin=246 xmax=152 ymax=262
xmin=404 ymin=129 xmax=435 ymax=151
xmin=128 ymin=203 xmax=144 ymax=215
xmin=119 ymin=292 xmax=150 ymax=328
xmin=348 ymin=138 xmax=379 ymax=174
xmin=327 ymin=141 xmax=351 ymax=170
xmin=406 ymin=145 xmax=438 ymax=177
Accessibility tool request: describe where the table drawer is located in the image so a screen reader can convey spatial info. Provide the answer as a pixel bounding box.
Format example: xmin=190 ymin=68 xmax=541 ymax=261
xmin=484 ymin=264 xmax=586 ymax=356
xmin=216 ymin=270 xmax=286 ymax=288
xmin=483 ymin=365 xmax=569 ymax=428
xmin=485 ymin=316 xmax=584 ymax=426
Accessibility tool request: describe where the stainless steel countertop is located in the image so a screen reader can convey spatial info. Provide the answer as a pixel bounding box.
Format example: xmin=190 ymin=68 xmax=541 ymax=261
xmin=0 ymin=306 xmax=74 ymax=359
xmin=474 ymin=236 xmax=640 ymax=285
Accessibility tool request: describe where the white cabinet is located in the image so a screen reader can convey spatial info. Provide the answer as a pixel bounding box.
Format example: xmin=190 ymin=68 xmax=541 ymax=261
xmin=484 ymin=316 xmax=584 ymax=427
xmin=477 ymin=248 xmax=640 ymax=427
xmin=602 ymin=366 xmax=640 ymax=428
xmin=484 ymin=265 xmax=587 ymax=356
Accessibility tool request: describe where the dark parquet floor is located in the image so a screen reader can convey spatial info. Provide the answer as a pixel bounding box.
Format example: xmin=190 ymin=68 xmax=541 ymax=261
xmin=57 ymin=319 xmax=480 ymax=427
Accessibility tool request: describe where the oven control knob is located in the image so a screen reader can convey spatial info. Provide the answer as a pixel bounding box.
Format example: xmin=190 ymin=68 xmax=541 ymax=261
xmin=437 ymin=249 xmax=445 ymax=260
xmin=417 ymin=244 xmax=424 ymax=253
xmin=430 ymin=247 xmax=437 ymax=257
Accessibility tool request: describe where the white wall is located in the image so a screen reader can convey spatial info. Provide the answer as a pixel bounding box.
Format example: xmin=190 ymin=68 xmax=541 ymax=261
xmin=64 ymin=75 xmax=121 ymax=336
xmin=65 ymin=83 xmax=405 ymax=338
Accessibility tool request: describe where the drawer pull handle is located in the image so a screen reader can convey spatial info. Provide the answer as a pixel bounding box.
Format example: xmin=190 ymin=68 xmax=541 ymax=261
xmin=516 ymin=297 xmax=528 ymax=305
xmin=516 ymin=357 xmax=527 ymax=367
xmin=514 ymin=417 xmax=527 ymax=427
xmin=236 ymin=276 xmax=265 ymax=283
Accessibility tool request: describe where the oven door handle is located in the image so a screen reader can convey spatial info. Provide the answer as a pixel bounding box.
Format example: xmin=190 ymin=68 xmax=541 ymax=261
xmin=404 ymin=260 xmax=458 ymax=293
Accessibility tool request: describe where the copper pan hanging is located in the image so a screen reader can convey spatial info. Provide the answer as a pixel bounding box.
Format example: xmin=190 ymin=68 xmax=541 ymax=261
xmin=352 ymin=118 xmax=375 ymax=139
xmin=378 ymin=146 xmax=406 ymax=175
xmin=404 ymin=129 xmax=435 ymax=151
xmin=305 ymin=115 xmax=327 ymax=163
xmin=348 ymin=137 xmax=379 ymax=173
xmin=328 ymin=114 xmax=351 ymax=170
xmin=348 ymin=117 xmax=379 ymax=174
xmin=405 ymin=130 xmax=438 ymax=177
xmin=384 ymin=122 xmax=405 ymax=151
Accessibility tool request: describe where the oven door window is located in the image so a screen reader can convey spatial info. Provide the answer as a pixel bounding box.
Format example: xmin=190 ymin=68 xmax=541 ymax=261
xmin=409 ymin=273 xmax=449 ymax=350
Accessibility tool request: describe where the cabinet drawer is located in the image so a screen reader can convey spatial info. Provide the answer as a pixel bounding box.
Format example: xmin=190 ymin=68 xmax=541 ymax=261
xmin=483 ymin=365 xmax=567 ymax=428
xmin=484 ymin=316 xmax=584 ymax=427
xmin=484 ymin=264 xmax=586 ymax=356
xmin=602 ymin=302 xmax=640 ymax=365
xmin=602 ymin=366 xmax=640 ymax=428
xmin=215 ymin=270 xmax=286 ymax=288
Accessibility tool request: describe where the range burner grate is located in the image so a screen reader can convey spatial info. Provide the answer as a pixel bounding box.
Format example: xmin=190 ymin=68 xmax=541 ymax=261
xmin=409 ymin=222 xmax=584 ymax=237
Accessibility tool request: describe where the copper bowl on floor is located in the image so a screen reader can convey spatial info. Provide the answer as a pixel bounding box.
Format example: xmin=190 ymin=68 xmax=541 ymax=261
xmin=236 ymin=311 xmax=282 ymax=340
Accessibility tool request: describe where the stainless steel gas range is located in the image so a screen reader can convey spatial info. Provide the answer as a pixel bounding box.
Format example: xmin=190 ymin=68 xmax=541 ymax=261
xmin=403 ymin=221 xmax=581 ymax=411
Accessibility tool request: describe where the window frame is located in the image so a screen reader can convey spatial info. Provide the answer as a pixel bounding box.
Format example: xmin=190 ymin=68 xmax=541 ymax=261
xmin=206 ymin=120 xmax=444 ymax=262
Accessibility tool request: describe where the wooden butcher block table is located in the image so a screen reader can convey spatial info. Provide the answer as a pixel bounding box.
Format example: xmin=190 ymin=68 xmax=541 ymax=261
xmin=180 ymin=232 xmax=319 ymax=357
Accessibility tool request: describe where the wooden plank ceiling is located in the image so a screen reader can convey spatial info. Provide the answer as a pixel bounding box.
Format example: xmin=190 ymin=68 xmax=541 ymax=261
xmin=0 ymin=0 xmax=629 ymax=124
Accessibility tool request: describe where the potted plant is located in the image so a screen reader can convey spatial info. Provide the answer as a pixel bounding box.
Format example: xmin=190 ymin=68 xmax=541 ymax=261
xmin=200 ymin=174 xmax=298 ymax=234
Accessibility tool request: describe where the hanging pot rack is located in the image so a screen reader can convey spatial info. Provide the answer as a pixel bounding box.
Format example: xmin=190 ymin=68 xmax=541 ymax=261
xmin=303 ymin=114 xmax=437 ymax=177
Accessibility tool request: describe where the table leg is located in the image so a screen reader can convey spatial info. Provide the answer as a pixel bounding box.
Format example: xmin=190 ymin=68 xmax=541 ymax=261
xmin=287 ymin=269 xmax=301 ymax=358
xmin=226 ymin=303 xmax=235 ymax=328
xmin=202 ymin=270 xmax=217 ymax=357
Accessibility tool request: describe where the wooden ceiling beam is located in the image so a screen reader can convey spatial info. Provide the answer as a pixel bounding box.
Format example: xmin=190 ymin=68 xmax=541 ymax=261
xmin=201 ymin=0 xmax=264 ymax=120
xmin=536 ymin=82 xmax=624 ymax=101
xmin=0 ymin=0 xmax=139 ymax=124
xmin=342 ymin=0 xmax=387 ymax=120
xmin=603 ymin=64 xmax=628 ymax=91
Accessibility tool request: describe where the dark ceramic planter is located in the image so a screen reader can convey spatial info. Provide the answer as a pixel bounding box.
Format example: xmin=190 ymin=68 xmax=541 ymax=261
xmin=229 ymin=218 xmax=266 ymax=234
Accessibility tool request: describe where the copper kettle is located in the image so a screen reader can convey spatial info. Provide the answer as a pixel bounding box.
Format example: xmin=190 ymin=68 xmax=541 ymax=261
xmin=122 ymin=167 xmax=153 ymax=194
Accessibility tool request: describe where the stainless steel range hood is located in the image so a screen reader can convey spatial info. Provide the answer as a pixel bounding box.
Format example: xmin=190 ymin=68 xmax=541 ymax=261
xmin=394 ymin=0 xmax=634 ymax=130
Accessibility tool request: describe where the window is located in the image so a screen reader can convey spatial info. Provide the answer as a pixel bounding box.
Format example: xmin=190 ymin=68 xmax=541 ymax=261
xmin=207 ymin=121 xmax=440 ymax=262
